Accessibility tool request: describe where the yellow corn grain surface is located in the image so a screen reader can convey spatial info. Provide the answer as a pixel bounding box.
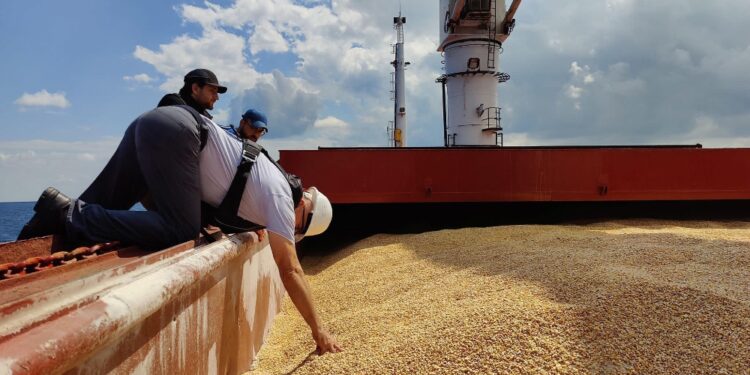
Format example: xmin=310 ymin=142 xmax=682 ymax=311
xmin=251 ymin=220 xmax=750 ymax=374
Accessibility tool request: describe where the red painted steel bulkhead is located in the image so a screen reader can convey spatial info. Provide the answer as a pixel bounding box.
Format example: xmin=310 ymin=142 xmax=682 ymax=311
xmin=278 ymin=147 xmax=750 ymax=204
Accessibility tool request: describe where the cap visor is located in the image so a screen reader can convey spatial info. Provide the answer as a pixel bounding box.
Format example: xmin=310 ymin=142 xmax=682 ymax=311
xmin=251 ymin=121 xmax=268 ymax=130
xmin=208 ymin=83 xmax=228 ymax=93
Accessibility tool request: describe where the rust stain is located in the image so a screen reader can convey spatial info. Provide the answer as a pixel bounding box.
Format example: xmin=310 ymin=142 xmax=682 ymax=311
xmin=0 ymin=233 xmax=285 ymax=375
xmin=0 ymin=237 xmax=53 ymax=264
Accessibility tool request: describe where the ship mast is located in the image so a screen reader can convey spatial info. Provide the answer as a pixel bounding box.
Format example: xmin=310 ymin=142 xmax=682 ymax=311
xmin=390 ymin=12 xmax=409 ymax=147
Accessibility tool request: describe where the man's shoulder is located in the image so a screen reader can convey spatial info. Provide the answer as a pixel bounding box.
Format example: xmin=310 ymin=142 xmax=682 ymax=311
xmin=220 ymin=124 xmax=240 ymax=138
xmin=157 ymin=93 xmax=186 ymax=107
xmin=255 ymin=153 xmax=287 ymax=179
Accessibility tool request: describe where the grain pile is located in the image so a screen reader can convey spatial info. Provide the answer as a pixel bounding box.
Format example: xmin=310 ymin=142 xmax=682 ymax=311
xmin=251 ymin=220 xmax=750 ymax=374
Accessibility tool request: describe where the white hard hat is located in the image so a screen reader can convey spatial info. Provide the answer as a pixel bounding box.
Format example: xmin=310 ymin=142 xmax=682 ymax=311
xmin=302 ymin=187 xmax=333 ymax=238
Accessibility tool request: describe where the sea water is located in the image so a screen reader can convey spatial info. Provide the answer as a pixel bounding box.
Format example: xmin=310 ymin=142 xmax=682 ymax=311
xmin=0 ymin=201 xmax=145 ymax=243
xmin=0 ymin=202 xmax=33 ymax=243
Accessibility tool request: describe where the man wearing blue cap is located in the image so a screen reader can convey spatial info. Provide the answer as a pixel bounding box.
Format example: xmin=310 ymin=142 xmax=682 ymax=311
xmin=223 ymin=109 xmax=269 ymax=142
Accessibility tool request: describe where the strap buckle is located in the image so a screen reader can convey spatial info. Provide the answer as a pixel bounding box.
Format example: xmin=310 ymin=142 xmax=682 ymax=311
xmin=241 ymin=148 xmax=258 ymax=163
xmin=241 ymin=140 xmax=262 ymax=163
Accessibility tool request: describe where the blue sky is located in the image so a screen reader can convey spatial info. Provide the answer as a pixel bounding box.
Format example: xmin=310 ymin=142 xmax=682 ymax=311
xmin=0 ymin=1 xmax=200 ymax=140
xmin=2 ymin=0 xmax=750 ymax=201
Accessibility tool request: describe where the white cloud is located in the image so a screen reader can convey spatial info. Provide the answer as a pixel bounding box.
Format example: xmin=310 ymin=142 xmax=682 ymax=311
xmin=0 ymin=138 xmax=119 ymax=202
xmin=314 ymin=116 xmax=349 ymax=129
xmin=566 ymin=85 xmax=583 ymax=99
xmin=128 ymin=0 xmax=750 ymax=150
xmin=123 ymin=73 xmax=154 ymax=83
xmin=212 ymin=108 xmax=230 ymax=124
xmin=569 ymin=62 xmax=595 ymax=84
xmin=502 ymin=132 xmax=538 ymax=146
xmin=131 ymin=0 xmax=437 ymax=146
xmin=687 ymin=115 xmax=720 ymax=139
xmin=569 ymin=61 xmax=584 ymax=76
xmin=77 ymin=153 xmax=96 ymax=161
xmin=249 ymin=21 xmax=289 ymax=54
xmin=133 ymin=27 xmax=265 ymax=93
xmin=230 ymin=70 xmax=320 ymax=137
xmin=8 ymin=0 xmax=750 ymax=204
xmin=14 ymin=90 xmax=71 ymax=109
xmin=606 ymin=0 xmax=634 ymax=10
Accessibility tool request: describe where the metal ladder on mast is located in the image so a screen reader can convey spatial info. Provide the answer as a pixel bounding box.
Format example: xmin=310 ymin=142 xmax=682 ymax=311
xmin=480 ymin=106 xmax=503 ymax=146
xmin=487 ymin=0 xmax=497 ymax=70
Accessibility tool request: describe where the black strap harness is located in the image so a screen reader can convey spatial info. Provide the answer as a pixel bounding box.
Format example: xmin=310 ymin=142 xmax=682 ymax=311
xmin=210 ymin=139 xmax=303 ymax=234
xmin=174 ymin=105 xmax=302 ymax=236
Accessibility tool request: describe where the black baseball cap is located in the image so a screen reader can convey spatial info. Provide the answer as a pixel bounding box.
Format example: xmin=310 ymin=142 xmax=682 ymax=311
xmin=184 ymin=69 xmax=227 ymax=93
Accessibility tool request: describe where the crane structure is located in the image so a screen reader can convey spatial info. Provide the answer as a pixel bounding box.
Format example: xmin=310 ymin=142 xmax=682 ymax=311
xmin=438 ymin=0 xmax=522 ymax=147
xmin=278 ymin=0 xmax=750 ymax=212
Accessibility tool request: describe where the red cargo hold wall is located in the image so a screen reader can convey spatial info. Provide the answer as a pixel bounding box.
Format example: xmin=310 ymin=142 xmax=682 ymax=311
xmin=279 ymin=147 xmax=750 ymax=204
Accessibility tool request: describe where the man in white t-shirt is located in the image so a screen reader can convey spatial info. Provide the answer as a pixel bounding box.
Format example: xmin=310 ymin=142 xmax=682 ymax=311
xmin=199 ymin=114 xmax=342 ymax=354
xmin=200 ymin=114 xmax=297 ymax=242
xmin=18 ymin=105 xmax=342 ymax=355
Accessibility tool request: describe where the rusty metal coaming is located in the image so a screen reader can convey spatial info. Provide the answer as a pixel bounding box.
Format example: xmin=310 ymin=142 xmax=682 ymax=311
xmin=0 ymin=233 xmax=285 ymax=374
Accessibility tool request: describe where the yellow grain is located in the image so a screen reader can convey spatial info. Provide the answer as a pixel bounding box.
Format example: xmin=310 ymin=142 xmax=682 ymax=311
xmin=251 ymin=220 xmax=750 ymax=374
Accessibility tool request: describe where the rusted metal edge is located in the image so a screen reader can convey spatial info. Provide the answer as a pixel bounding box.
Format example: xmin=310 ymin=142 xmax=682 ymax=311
xmin=0 ymin=242 xmax=122 ymax=281
xmin=0 ymin=228 xmax=226 ymax=282
xmin=0 ymin=233 xmax=259 ymax=375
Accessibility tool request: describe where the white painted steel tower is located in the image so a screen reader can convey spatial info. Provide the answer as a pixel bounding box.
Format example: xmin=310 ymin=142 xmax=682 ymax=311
xmin=437 ymin=0 xmax=521 ymax=146
xmin=390 ymin=14 xmax=409 ymax=147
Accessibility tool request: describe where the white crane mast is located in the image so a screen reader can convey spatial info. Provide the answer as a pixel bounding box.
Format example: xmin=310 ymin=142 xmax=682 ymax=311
xmin=437 ymin=0 xmax=521 ymax=147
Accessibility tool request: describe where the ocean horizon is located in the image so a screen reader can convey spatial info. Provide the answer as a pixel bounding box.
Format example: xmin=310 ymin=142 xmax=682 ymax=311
xmin=0 ymin=201 xmax=146 ymax=243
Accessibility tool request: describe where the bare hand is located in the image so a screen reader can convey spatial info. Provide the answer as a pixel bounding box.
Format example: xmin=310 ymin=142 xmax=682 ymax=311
xmin=254 ymin=229 xmax=267 ymax=242
xmin=313 ymin=328 xmax=342 ymax=355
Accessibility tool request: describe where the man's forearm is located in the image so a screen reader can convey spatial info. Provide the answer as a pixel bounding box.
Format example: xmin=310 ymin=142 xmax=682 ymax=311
xmin=267 ymin=232 xmax=341 ymax=354
xmin=268 ymin=233 xmax=323 ymax=334
xmin=280 ymin=267 xmax=323 ymax=334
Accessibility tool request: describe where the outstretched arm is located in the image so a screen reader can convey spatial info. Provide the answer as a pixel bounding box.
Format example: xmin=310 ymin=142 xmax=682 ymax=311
xmin=267 ymin=232 xmax=342 ymax=355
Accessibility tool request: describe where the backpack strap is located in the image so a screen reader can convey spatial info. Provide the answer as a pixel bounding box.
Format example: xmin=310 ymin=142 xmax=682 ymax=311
xmin=211 ymin=140 xmax=303 ymax=234
xmin=213 ymin=140 xmax=263 ymax=232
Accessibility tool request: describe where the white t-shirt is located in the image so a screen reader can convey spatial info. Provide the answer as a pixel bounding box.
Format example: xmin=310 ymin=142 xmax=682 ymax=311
xmin=199 ymin=115 xmax=295 ymax=243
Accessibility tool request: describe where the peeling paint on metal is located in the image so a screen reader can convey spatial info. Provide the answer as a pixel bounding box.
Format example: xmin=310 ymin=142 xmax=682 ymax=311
xmin=130 ymin=346 xmax=154 ymax=375
xmin=208 ymin=342 xmax=217 ymax=375
xmin=0 ymin=234 xmax=287 ymax=374
xmin=0 ymin=359 xmax=14 ymax=375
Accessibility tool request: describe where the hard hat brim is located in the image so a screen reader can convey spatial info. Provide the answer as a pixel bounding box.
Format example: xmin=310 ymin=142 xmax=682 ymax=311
xmin=304 ymin=187 xmax=333 ymax=238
